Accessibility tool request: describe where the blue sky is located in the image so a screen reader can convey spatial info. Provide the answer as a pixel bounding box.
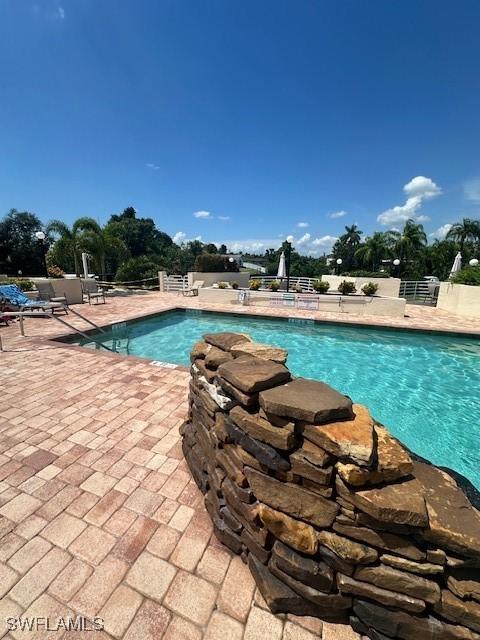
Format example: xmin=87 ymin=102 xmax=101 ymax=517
xmin=1 ymin=0 xmax=480 ymax=255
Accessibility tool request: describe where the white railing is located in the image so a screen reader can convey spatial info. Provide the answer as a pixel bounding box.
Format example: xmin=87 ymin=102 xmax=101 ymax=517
xmin=165 ymin=274 xmax=188 ymax=292
xmin=249 ymin=275 xmax=317 ymax=292
xmin=399 ymin=281 xmax=439 ymax=305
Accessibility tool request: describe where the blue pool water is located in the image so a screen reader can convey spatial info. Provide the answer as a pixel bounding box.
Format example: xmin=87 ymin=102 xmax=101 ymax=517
xmin=78 ymin=311 xmax=480 ymax=489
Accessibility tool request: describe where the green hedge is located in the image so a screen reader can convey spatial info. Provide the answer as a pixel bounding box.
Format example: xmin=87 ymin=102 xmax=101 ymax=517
xmin=450 ymin=266 xmax=480 ymax=286
xmin=194 ymin=254 xmax=239 ymax=272
xmin=342 ymin=270 xmax=390 ymax=278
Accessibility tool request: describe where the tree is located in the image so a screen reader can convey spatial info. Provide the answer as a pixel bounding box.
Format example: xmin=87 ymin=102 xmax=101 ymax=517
xmin=342 ymin=224 xmax=363 ymax=247
xmin=219 ymin=244 xmax=228 ymax=254
xmin=0 ymin=209 xmax=49 ymax=275
xmin=106 ymin=207 xmax=172 ymax=257
xmin=204 ymin=243 xmax=218 ymax=254
xmin=446 ymin=218 xmax=480 ymax=250
xmin=355 ymin=233 xmax=390 ymax=271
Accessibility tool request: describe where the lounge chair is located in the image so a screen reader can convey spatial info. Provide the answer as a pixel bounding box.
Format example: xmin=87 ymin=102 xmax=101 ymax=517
xmin=182 ymin=280 xmax=204 ymax=296
xmin=35 ymin=281 xmax=67 ymax=305
xmin=0 ymin=284 xmax=67 ymax=315
xmin=81 ymin=278 xmax=106 ymax=304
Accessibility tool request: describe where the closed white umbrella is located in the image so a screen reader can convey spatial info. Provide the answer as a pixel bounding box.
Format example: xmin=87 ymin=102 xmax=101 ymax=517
xmin=81 ymin=252 xmax=89 ymax=279
xmin=449 ymin=252 xmax=462 ymax=278
xmin=277 ymin=251 xmax=286 ymax=278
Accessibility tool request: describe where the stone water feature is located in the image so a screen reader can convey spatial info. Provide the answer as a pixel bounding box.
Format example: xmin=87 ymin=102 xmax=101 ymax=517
xmin=181 ymin=332 xmax=480 ymax=639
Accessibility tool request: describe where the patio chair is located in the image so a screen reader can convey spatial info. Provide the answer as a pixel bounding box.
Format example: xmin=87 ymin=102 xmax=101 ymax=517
xmin=35 ymin=281 xmax=67 ymax=305
xmin=0 ymin=284 xmax=66 ymax=315
xmin=82 ymin=278 xmax=106 ymax=304
xmin=182 ymin=280 xmax=204 ymax=296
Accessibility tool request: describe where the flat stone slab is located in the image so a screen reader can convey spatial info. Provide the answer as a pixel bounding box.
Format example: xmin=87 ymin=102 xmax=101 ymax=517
xmin=245 ymin=467 xmax=338 ymax=528
xmin=257 ymin=503 xmax=318 ymax=555
xmin=317 ymin=531 xmax=378 ymax=565
xmin=204 ymin=332 xmax=251 ymax=351
xmin=337 ymin=573 xmax=426 ymax=614
xmin=352 ymin=475 xmax=429 ymax=527
xmin=231 ymin=342 xmax=288 ymax=364
xmin=259 ymin=378 xmax=354 ymax=424
xmin=230 ymin=405 xmax=297 ymax=450
xmin=218 ymin=356 xmax=291 ymax=394
xmin=302 ymin=404 xmax=374 ymax=466
xmin=354 ymin=564 xmax=440 ymax=604
xmin=414 ymin=462 xmax=480 ymax=559
xmin=205 ymin=346 xmax=233 ymax=369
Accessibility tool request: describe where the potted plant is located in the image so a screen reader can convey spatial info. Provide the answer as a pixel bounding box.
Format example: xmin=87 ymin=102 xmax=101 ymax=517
xmin=250 ymin=279 xmax=261 ymax=291
xmin=217 ymin=282 xmax=228 ymax=289
xmin=361 ymin=282 xmax=379 ymax=296
xmin=338 ymin=280 xmax=357 ymax=295
xmin=313 ymin=280 xmax=330 ymax=294
xmin=47 ymin=265 xmax=65 ymax=278
xmin=293 ymin=283 xmax=303 ymax=293
xmin=231 ymin=282 xmax=239 ymax=290
xmin=269 ymin=280 xmax=280 ymax=291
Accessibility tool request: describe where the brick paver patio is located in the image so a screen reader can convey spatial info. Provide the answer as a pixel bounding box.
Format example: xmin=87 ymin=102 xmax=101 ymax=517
xmin=0 ymin=292 xmax=478 ymax=639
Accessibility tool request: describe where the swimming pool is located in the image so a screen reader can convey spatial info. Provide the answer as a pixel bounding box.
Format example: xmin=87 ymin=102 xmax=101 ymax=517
xmin=74 ymin=310 xmax=480 ymax=489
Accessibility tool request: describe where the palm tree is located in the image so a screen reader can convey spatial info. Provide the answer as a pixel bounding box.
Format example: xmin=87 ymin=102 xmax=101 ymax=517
xmin=355 ymin=232 xmax=389 ymax=271
xmin=341 ymin=224 xmax=363 ymax=247
xmin=446 ymin=218 xmax=480 ymax=250
xmin=46 ymin=217 xmax=112 ymax=277
xmin=391 ymin=219 xmax=427 ymax=265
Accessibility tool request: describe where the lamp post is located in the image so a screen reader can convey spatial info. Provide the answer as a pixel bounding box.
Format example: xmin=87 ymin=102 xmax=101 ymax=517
xmin=35 ymin=231 xmax=48 ymax=277
xmin=336 ymin=258 xmax=342 ymax=275
xmin=469 ymin=258 xmax=479 ymax=267
xmin=393 ymin=258 xmax=400 ymax=277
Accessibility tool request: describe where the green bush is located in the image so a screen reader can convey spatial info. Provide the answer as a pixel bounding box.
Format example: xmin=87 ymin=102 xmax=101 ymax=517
xmin=269 ymin=280 xmax=280 ymax=291
xmin=313 ymin=280 xmax=330 ymax=293
xmin=250 ymin=279 xmax=261 ymax=290
xmin=450 ymin=266 xmax=480 ymax=286
xmin=338 ymin=280 xmax=357 ymax=295
xmin=9 ymin=278 xmax=34 ymax=291
xmin=115 ymin=256 xmax=159 ymax=282
xmin=47 ymin=265 xmax=64 ymax=278
xmin=194 ymin=253 xmax=239 ymax=272
xmin=217 ymin=282 xmax=228 ymax=289
xmin=231 ymin=282 xmax=239 ymax=290
xmin=361 ymin=282 xmax=379 ymax=296
xmin=343 ymin=270 xmax=390 ymax=278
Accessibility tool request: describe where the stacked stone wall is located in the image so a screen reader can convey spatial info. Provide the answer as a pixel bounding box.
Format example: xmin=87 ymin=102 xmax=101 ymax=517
xmin=181 ymin=332 xmax=480 ymax=639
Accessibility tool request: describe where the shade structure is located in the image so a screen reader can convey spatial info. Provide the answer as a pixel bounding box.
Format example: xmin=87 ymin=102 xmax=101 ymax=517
xmin=81 ymin=252 xmax=89 ymax=279
xmin=449 ymin=252 xmax=462 ymax=278
xmin=277 ymin=251 xmax=286 ymax=278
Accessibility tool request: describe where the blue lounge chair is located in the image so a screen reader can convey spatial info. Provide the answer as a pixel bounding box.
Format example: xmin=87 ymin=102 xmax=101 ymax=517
xmin=0 ymin=284 xmax=67 ymax=315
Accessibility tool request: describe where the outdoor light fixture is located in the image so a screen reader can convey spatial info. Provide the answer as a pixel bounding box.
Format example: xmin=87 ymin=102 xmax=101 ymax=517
xmin=469 ymin=258 xmax=479 ymax=266
xmin=393 ymin=258 xmax=400 ymax=266
xmin=336 ymin=258 xmax=342 ymax=265
xmin=35 ymin=230 xmax=48 ymax=277
xmin=228 ymin=257 xmax=234 ymax=262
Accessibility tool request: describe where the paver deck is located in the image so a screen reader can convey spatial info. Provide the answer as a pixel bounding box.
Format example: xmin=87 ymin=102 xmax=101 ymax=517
xmin=0 ymin=292 xmax=478 ymax=639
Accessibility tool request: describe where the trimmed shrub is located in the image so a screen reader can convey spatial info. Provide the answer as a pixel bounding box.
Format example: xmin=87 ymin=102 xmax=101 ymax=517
xmin=450 ymin=266 xmax=480 ymax=286
xmin=9 ymin=278 xmax=34 ymax=291
xmin=361 ymin=282 xmax=379 ymax=296
xmin=194 ymin=254 xmax=239 ymax=273
xmin=313 ymin=280 xmax=330 ymax=293
xmin=338 ymin=280 xmax=357 ymax=295
xmin=47 ymin=265 xmax=64 ymax=278
xmin=250 ymin=279 xmax=261 ymax=290
xmin=217 ymin=282 xmax=228 ymax=289
xmin=269 ymin=280 xmax=280 ymax=291
xmin=115 ymin=256 xmax=159 ymax=282
xmin=231 ymin=282 xmax=239 ymax=289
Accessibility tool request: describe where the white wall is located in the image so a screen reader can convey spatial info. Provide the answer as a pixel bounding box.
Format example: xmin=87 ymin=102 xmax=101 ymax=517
xmin=321 ymin=275 xmax=401 ymax=297
xmin=188 ymin=271 xmax=251 ymax=288
xmin=197 ymin=288 xmax=406 ymax=317
xmin=437 ymin=282 xmax=480 ymax=318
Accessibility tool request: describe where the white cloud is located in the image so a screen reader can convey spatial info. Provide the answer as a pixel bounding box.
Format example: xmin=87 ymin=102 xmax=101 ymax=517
xmin=311 ymin=235 xmax=338 ymax=247
xmin=226 ymin=239 xmax=281 ymax=254
xmin=328 ymin=210 xmax=347 ymax=219
xmin=464 ymin=178 xmax=480 ymax=203
xmin=145 ymin=163 xmax=160 ymax=170
xmin=429 ymin=223 xmax=452 ymax=240
xmin=57 ymin=7 xmax=65 ymax=19
xmin=193 ymin=210 xmax=211 ymax=219
xmin=297 ymin=222 xmax=309 ymax=228
xmin=297 ymin=233 xmax=311 ymax=246
xmin=377 ymin=176 xmax=442 ymax=226
xmin=218 ymin=216 xmax=230 ymax=221
xmin=173 ymin=231 xmax=186 ymax=245
xmin=286 ymin=235 xmax=295 ymax=243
